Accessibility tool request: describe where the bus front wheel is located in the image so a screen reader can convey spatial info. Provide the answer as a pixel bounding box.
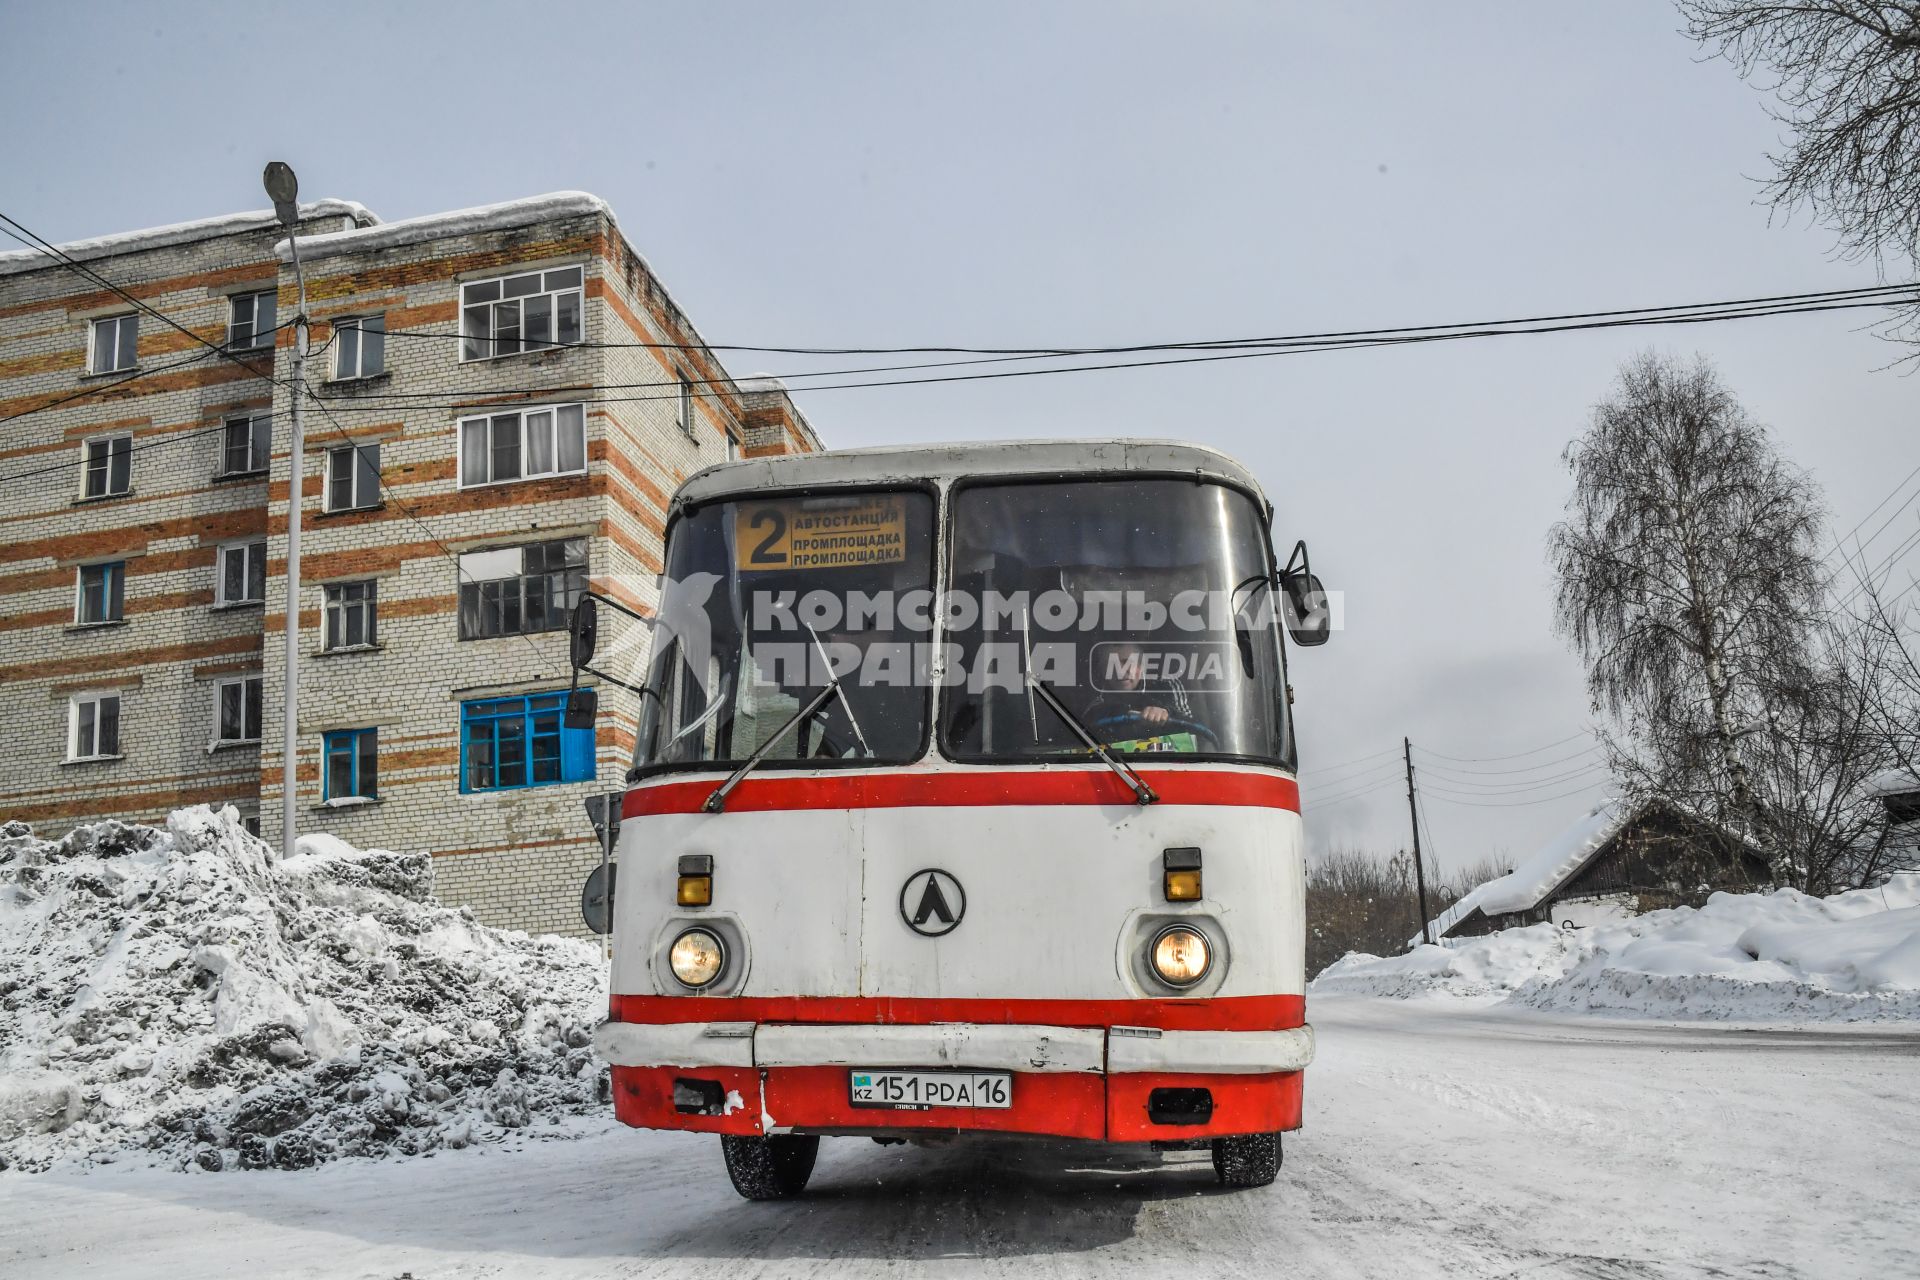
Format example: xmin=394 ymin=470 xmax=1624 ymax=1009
xmin=1211 ymin=1132 xmax=1281 ymax=1188
xmin=721 ymin=1134 xmax=820 ymax=1200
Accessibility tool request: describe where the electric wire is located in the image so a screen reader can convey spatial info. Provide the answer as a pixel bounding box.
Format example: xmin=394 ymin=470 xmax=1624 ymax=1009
xmin=1415 ymin=731 xmax=1596 ymax=764
xmin=1420 ymin=777 xmax=1613 ymax=808
xmin=1411 ymin=744 xmax=1606 ymax=780
xmin=293 ymin=291 xmax=1920 ymax=414
xmin=358 ymin=279 xmax=1920 ymax=356
xmin=1416 ymin=765 xmax=1613 ymax=797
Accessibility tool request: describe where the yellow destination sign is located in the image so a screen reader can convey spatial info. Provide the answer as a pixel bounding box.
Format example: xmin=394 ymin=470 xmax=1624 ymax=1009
xmin=733 ymin=495 xmax=908 ymax=571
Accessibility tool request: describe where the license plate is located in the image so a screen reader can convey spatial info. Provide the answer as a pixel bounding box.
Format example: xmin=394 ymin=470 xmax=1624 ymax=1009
xmin=849 ymin=1069 xmax=1013 ymax=1110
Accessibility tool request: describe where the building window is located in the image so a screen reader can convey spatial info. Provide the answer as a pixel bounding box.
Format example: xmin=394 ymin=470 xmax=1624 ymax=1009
xmin=725 ymin=433 xmax=739 ymax=461
xmin=333 ymin=315 xmax=385 ymax=380
xmin=678 ymin=376 xmax=695 ymax=438
xmin=457 ymin=404 xmax=587 ymax=487
xmin=227 ymin=290 xmax=278 ymax=350
xmin=461 ymin=692 xmax=596 ymax=792
xmin=322 ymin=728 xmax=377 ymax=801
xmin=68 ymin=692 xmax=121 ymax=760
xmin=90 ymin=315 xmax=138 ymax=374
xmin=241 ymin=814 xmax=261 ymax=837
xmin=324 ymin=581 xmax=378 ymax=650
xmin=221 ymin=415 xmax=271 ymax=476
xmin=214 ymin=676 xmax=263 ymax=745
xmin=82 ymin=434 xmax=132 ymax=498
xmin=325 ymin=443 xmax=380 ymax=511
xmin=457 ymin=538 xmax=586 ymax=640
xmin=217 ymin=541 xmax=267 ymax=605
xmin=75 ymin=562 xmax=125 ymax=624
xmin=460 ymin=266 xmax=583 ymax=361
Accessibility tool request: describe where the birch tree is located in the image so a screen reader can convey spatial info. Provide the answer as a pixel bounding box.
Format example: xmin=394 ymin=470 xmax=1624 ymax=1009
xmin=1682 ymin=2 xmax=1920 ymax=341
xmin=1551 ymin=353 xmax=1826 ymax=881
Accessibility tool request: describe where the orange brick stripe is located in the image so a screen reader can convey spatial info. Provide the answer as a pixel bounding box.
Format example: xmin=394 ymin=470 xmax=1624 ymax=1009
xmin=0 ymin=359 xmax=270 ymax=423
xmin=0 ymin=632 xmax=258 ymax=684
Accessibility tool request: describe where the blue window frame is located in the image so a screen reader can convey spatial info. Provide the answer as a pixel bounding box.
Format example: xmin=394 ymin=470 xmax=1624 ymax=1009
xmin=461 ymin=692 xmax=594 ymax=793
xmin=323 ymin=728 xmax=378 ymax=800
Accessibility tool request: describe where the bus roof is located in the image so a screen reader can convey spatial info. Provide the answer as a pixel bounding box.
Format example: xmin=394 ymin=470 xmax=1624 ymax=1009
xmin=674 ymin=439 xmax=1268 ymax=512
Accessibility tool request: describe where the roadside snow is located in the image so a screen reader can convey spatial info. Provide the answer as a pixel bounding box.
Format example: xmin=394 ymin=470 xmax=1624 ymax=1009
xmin=1318 ymin=873 xmax=1920 ymax=1021
xmin=0 ymin=807 xmax=607 ymax=1173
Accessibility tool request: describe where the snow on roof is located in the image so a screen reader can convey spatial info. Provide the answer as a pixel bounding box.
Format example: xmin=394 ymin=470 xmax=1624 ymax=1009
xmin=736 ymin=373 xmax=789 ymax=393
xmin=1866 ymin=769 xmax=1920 ymax=797
xmin=279 ymin=191 xmax=614 ymax=262
xmin=0 ymin=200 xmax=376 ymax=277
xmin=1412 ymin=798 xmax=1628 ymax=946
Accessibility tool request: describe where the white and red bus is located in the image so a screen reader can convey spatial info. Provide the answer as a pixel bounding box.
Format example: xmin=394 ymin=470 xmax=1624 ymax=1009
xmin=579 ymin=440 xmax=1328 ymax=1199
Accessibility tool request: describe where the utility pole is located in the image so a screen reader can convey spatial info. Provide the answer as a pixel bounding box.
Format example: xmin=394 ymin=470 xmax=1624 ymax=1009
xmin=265 ymin=163 xmax=307 ymax=855
xmin=1405 ymin=736 xmax=1431 ymax=945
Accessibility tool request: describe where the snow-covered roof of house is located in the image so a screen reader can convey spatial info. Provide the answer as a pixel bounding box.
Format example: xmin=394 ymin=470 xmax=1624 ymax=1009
xmin=279 ymin=191 xmax=613 ymax=263
xmin=1412 ymin=799 xmax=1628 ymax=946
xmin=1866 ymin=769 xmax=1920 ymax=798
xmin=0 ymin=200 xmax=377 ymax=277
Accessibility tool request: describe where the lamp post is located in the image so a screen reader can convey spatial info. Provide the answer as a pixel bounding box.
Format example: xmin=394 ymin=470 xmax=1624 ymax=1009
xmin=264 ymin=162 xmax=306 ymax=855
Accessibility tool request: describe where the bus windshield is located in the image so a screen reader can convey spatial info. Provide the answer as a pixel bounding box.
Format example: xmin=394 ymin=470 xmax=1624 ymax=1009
xmin=941 ymin=478 xmax=1291 ymax=765
xmin=633 ymin=488 xmax=936 ymax=772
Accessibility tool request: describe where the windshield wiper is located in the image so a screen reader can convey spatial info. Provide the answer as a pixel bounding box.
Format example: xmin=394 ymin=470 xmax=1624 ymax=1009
xmin=702 ymin=680 xmax=845 ymax=813
xmin=1025 ymin=674 xmax=1158 ymax=806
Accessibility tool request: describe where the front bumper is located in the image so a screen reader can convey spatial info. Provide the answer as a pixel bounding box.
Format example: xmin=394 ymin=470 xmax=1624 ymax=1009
xmin=592 ymin=1019 xmax=1314 ymax=1141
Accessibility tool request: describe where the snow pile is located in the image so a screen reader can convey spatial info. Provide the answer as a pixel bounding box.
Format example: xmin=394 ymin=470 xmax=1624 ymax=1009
xmin=1317 ymin=873 xmax=1920 ymax=1021
xmin=0 ymin=807 xmax=607 ymax=1173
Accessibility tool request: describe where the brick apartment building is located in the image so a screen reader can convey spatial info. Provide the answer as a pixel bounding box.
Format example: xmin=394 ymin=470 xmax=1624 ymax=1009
xmin=0 ymin=191 xmax=819 ymax=935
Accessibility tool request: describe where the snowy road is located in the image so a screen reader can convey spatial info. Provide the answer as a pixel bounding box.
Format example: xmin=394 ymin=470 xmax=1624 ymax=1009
xmin=4 ymin=996 xmax=1917 ymax=1279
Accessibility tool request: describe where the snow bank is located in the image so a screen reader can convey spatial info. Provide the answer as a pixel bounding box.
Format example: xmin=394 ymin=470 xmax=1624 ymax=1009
xmin=0 ymin=807 xmax=607 ymax=1173
xmin=1318 ymin=873 xmax=1920 ymax=1021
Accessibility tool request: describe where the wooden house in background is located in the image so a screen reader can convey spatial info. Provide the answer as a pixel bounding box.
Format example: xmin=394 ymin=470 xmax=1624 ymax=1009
xmin=1418 ymin=798 xmax=1769 ymax=944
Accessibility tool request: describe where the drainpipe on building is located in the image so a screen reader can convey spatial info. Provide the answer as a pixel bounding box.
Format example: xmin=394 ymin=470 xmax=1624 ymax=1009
xmin=265 ymin=163 xmax=306 ymax=855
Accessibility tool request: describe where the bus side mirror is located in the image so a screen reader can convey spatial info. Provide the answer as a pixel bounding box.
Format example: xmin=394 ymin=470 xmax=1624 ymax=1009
xmin=1283 ymin=571 xmax=1331 ymax=647
xmin=564 ymin=687 xmax=598 ymax=729
xmin=569 ymin=597 xmax=599 ymax=670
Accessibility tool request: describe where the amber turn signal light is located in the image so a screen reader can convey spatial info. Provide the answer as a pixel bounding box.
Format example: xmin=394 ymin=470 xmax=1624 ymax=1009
xmin=1162 ymin=847 xmax=1202 ymax=902
xmin=1164 ymin=869 xmax=1202 ymax=901
xmin=677 ymin=854 xmax=714 ymax=906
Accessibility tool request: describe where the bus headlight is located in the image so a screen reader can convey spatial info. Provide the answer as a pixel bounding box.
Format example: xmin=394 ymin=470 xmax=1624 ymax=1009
xmin=669 ymin=928 xmax=727 ymax=989
xmin=1150 ymin=925 xmax=1212 ymax=987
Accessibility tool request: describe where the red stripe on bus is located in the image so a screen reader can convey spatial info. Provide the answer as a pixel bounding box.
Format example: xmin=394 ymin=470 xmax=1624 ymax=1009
xmin=609 ymin=993 xmax=1306 ymax=1033
xmin=622 ymin=769 xmax=1300 ymax=818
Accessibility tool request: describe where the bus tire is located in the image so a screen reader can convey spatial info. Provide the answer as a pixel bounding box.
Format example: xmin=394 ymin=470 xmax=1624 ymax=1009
xmin=721 ymin=1134 xmax=820 ymax=1200
xmin=1211 ymin=1132 xmax=1280 ymax=1188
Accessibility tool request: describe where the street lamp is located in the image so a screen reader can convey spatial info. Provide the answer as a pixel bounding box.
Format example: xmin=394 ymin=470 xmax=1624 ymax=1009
xmin=264 ymin=161 xmax=308 ymax=856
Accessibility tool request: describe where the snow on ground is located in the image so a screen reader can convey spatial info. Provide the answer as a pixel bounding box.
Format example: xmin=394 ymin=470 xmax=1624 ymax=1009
xmin=1317 ymin=874 xmax=1920 ymax=1021
xmin=2 ymin=998 xmax=1915 ymax=1279
xmin=0 ymin=807 xmax=606 ymax=1173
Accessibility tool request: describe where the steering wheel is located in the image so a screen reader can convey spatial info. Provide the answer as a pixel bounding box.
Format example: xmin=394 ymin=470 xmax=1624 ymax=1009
xmin=1093 ymin=712 xmax=1221 ymax=751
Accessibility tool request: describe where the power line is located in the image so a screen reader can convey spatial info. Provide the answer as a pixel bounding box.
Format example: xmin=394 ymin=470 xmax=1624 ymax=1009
xmin=1416 ymin=764 xmax=1612 ymax=797
xmin=1415 ymin=731 xmax=1596 ymax=764
xmin=1422 ymin=777 xmax=1612 ymax=809
xmin=288 ymin=290 xmax=1920 ymax=415
xmin=361 ymin=280 xmax=1920 ymax=357
xmin=1838 ymin=522 xmax=1920 ymax=610
xmin=1412 ymin=745 xmax=1605 ymax=779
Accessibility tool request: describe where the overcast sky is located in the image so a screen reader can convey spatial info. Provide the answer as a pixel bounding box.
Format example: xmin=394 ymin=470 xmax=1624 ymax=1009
xmin=3 ymin=0 xmax=1913 ymax=879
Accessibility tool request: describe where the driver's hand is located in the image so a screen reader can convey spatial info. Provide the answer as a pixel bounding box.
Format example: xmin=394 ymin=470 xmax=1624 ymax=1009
xmin=1143 ymin=705 xmax=1170 ymax=724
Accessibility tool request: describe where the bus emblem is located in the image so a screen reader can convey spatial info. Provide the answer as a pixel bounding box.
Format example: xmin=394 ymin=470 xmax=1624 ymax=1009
xmin=899 ymin=869 xmax=966 ymax=937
